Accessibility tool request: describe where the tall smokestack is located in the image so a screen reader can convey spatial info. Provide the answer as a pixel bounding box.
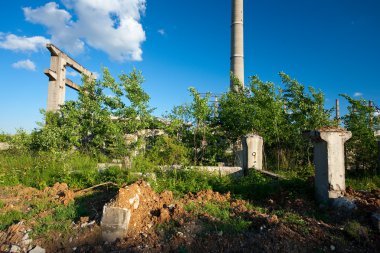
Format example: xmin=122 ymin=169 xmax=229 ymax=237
xmin=230 ymin=0 xmax=244 ymax=90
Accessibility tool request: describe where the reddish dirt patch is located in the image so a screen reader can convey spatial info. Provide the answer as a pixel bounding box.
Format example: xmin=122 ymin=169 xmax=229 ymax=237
xmin=1 ymin=182 xmax=380 ymax=253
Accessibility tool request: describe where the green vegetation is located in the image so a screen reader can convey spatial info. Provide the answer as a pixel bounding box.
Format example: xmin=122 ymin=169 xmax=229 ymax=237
xmin=0 ymin=68 xmax=379 ymax=250
xmin=185 ymin=200 xmax=252 ymax=234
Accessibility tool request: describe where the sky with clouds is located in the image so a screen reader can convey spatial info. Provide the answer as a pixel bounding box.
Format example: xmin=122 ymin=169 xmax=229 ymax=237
xmin=0 ymin=0 xmax=379 ymax=133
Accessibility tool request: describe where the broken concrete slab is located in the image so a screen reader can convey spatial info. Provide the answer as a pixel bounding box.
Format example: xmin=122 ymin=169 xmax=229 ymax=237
xmin=28 ymin=246 xmax=45 ymax=253
xmin=101 ymin=206 xmax=131 ymax=242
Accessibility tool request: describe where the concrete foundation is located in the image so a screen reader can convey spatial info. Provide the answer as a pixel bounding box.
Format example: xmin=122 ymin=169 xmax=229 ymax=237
xmin=242 ymin=134 xmax=263 ymax=171
xmin=197 ymin=166 xmax=243 ymax=177
xmin=309 ymin=128 xmax=352 ymax=203
xmin=101 ymin=206 xmax=131 ymax=242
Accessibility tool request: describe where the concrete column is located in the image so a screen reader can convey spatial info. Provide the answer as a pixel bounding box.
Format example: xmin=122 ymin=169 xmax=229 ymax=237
xmin=47 ymin=54 xmax=66 ymax=112
xmin=230 ymin=0 xmax=244 ymax=89
xmin=309 ymin=128 xmax=352 ymax=203
xmin=375 ymin=130 xmax=380 ymax=173
xmin=242 ymin=134 xmax=263 ymax=171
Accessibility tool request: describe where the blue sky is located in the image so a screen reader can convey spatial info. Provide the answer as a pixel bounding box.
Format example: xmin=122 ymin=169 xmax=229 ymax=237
xmin=0 ymin=0 xmax=379 ymax=133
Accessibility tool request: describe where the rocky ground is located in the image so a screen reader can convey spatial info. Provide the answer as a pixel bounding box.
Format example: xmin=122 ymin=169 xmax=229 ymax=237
xmin=0 ymin=181 xmax=379 ymax=253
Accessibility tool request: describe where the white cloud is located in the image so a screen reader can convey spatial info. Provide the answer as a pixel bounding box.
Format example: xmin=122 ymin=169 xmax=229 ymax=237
xmin=158 ymin=29 xmax=165 ymax=35
xmin=353 ymin=92 xmax=363 ymax=97
xmin=0 ymin=34 xmax=50 ymax=52
xmin=12 ymin=59 xmax=36 ymax=71
xmin=23 ymin=0 xmax=146 ymax=61
xmin=67 ymin=71 xmax=79 ymax=77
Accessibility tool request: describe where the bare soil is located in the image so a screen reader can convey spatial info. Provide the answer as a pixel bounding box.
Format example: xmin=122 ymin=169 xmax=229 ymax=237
xmin=0 ymin=181 xmax=379 ymax=253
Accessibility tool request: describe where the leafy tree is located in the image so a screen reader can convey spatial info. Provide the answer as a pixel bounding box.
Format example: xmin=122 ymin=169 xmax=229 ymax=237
xmin=188 ymin=87 xmax=212 ymax=165
xmin=340 ymin=94 xmax=379 ymax=172
xmin=29 ymin=68 xmax=153 ymax=158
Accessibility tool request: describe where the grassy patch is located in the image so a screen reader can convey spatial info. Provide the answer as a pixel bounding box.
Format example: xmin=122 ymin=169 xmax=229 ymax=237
xmin=0 ymin=210 xmax=25 ymax=230
xmin=0 ymin=151 xmax=135 ymax=190
xmin=346 ymin=174 xmax=380 ymax=191
xmin=185 ymin=200 xmax=251 ymax=234
xmin=344 ymin=221 xmax=369 ymax=242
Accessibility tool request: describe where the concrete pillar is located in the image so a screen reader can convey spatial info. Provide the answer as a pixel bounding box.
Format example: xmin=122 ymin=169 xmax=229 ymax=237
xmin=335 ymin=99 xmax=340 ymax=124
xmin=234 ymin=140 xmax=244 ymax=168
xmin=242 ymin=134 xmax=263 ymax=171
xmin=309 ymin=128 xmax=352 ymax=203
xmin=230 ymin=0 xmax=244 ymax=89
xmin=47 ymin=53 xmax=66 ymax=112
xmin=375 ymin=130 xmax=380 ymax=173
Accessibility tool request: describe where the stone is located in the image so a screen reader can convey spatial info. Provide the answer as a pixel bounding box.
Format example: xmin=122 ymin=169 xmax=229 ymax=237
xmin=10 ymin=245 xmax=21 ymax=253
xmin=101 ymin=206 xmax=131 ymax=242
xmin=308 ymin=128 xmax=352 ymax=203
xmin=28 ymin=246 xmax=45 ymax=253
xmin=331 ymin=197 xmax=357 ymax=211
xmin=372 ymin=213 xmax=380 ymax=232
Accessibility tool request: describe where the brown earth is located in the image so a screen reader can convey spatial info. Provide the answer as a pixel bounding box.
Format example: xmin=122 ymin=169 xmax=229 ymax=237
xmin=0 ymin=181 xmax=379 ymax=253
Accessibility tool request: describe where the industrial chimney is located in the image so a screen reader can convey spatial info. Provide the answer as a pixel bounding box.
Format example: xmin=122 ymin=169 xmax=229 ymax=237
xmin=230 ymin=0 xmax=244 ymax=90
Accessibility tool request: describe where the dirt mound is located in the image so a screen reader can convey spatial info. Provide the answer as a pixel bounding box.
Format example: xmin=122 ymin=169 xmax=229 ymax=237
xmin=109 ymin=181 xmax=178 ymax=236
xmin=44 ymin=182 xmax=75 ymax=206
xmin=1 ymin=182 xmax=379 ymax=253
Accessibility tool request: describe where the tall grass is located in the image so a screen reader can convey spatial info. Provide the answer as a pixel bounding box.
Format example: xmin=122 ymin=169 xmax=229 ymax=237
xmin=0 ymin=150 xmax=131 ymax=190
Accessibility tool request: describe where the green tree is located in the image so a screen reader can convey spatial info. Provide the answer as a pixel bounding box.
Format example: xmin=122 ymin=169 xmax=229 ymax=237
xmin=340 ymin=94 xmax=379 ymax=172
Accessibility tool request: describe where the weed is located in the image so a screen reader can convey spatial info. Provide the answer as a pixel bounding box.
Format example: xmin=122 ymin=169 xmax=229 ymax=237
xmin=0 ymin=210 xmax=25 ymax=230
xmin=344 ymin=221 xmax=369 ymax=242
xmin=186 ymin=200 xmax=251 ymax=234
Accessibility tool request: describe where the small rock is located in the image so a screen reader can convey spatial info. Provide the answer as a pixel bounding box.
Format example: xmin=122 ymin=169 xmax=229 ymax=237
xmin=332 ymin=197 xmax=357 ymax=211
xmin=372 ymin=213 xmax=380 ymax=232
xmin=10 ymin=245 xmax=21 ymax=253
xmin=330 ymin=245 xmax=336 ymax=251
xmin=267 ymin=214 xmax=279 ymax=224
xmin=28 ymin=246 xmax=46 ymax=253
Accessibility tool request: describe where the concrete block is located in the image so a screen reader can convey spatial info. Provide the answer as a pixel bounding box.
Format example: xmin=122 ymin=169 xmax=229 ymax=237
xmin=242 ymin=134 xmax=263 ymax=171
xmin=101 ymin=206 xmax=131 ymax=242
xmin=28 ymin=246 xmax=45 ymax=253
xmin=309 ymin=128 xmax=352 ymax=203
xmin=0 ymin=142 xmax=10 ymax=151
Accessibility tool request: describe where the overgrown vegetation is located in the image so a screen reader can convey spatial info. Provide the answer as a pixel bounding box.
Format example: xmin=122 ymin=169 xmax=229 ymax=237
xmin=0 ymin=68 xmax=379 ymax=191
